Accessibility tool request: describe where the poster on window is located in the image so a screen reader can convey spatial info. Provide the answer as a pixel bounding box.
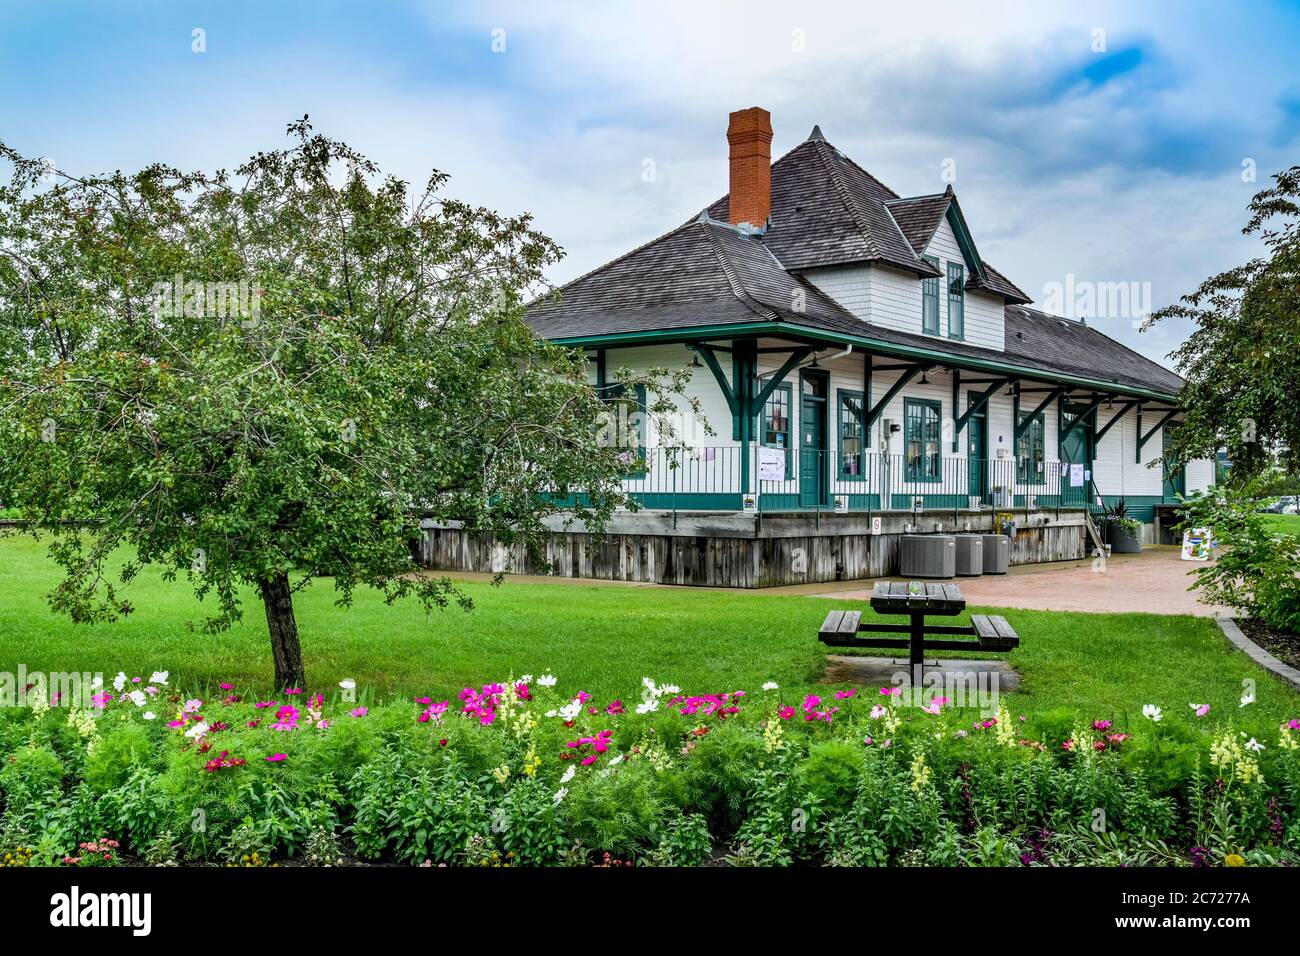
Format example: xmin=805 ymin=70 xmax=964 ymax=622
xmin=758 ymin=446 xmax=786 ymax=482
xmin=1069 ymin=463 xmax=1085 ymax=487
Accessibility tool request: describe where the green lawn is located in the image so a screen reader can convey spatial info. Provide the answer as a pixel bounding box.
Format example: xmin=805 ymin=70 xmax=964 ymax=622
xmin=1263 ymin=513 xmax=1300 ymax=535
xmin=1 ymin=533 xmax=1297 ymax=722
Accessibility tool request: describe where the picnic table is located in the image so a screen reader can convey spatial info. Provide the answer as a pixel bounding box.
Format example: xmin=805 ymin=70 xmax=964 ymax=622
xmin=818 ymin=581 xmax=1019 ymax=670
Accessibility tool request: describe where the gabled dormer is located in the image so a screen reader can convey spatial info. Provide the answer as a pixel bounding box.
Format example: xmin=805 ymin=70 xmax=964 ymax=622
xmin=871 ymin=185 xmax=1027 ymax=351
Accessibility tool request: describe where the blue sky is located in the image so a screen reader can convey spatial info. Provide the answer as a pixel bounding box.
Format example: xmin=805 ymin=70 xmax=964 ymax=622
xmin=3 ymin=0 xmax=1298 ymax=368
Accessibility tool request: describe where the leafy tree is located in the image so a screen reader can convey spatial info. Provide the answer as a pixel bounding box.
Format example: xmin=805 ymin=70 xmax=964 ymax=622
xmin=0 ymin=118 xmax=699 ymax=689
xmin=1146 ymin=165 xmax=1300 ymax=482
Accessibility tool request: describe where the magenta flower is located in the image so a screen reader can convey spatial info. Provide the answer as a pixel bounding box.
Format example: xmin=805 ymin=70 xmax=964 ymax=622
xmin=778 ymin=706 xmax=795 ymax=720
xmin=350 ymin=707 xmax=368 ymax=718
xmin=270 ymin=705 xmax=300 ymax=732
xmin=219 ymin=682 xmax=234 ymax=691
xmin=834 ymin=689 xmax=857 ymax=700
xmin=605 ymin=699 xmax=625 ymax=716
xmin=264 ymin=754 xmax=286 ymax=763
xmin=254 ymin=700 xmax=278 ymax=709
xmin=283 ymin=687 xmax=303 ymax=696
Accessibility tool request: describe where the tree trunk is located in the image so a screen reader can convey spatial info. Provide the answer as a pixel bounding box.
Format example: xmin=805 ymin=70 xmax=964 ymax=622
xmin=260 ymin=572 xmax=306 ymax=691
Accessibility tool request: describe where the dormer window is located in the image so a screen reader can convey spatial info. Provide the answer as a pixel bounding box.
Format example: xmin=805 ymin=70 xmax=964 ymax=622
xmin=921 ymin=255 xmax=940 ymax=335
xmin=947 ymin=262 xmax=965 ymax=340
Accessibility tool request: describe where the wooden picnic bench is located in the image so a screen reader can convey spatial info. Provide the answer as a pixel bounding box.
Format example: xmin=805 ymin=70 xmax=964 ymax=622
xmin=818 ymin=581 xmax=1020 ymax=669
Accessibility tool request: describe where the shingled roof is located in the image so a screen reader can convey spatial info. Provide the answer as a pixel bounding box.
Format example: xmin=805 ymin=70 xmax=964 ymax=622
xmin=526 ymin=215 xmax=853 ymax=339
xmin=526 ymin=127 xmax=1180 ymax=399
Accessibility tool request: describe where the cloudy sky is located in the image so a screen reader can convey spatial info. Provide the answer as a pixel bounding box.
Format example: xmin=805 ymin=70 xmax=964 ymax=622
xmin=3 ymin=0 xmax=1297 ymax=369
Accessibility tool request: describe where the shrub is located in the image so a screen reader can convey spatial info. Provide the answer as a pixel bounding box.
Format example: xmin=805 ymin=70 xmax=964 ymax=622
xmin=1180 ymin=485 xmax=1300 ymax=632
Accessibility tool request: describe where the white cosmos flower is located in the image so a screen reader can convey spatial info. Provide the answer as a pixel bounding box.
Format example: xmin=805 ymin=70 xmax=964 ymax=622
xmin=537 ymin=674 xmax=557 ymax=687
xmin=112 ymin=672 xmax=128 ymax=692
xmin=560 ymin=765 xmax=576 ymax=784
xmin=184 ymin=722 xmax=209 ymax=739
xmin=149 ymin=671 xmax=168 ymax=686
xmin=762 ymin=681 xmax=779 ymax=691
xmin=519 ymin=674 xmax=534 ymax=684
xmin=1142 ymin=704 xmax=1163 ymax=722
xmin=608 ymin=754 xmax=624 ymax=766
xmin=142 ymin=711 xmax=156 ymax=721
xmin=89 ymin=676 xmax=103 ymax=690
xmin=552 ymin=787 xmax=568 ymax=805
xmin=127 ymin=690 xmax=146 ymax=707
xmin=661 ymin=684 xmax=680 ymax=696
xmin=1245 ymin=737 xmax=1265 ymax=752
xmin=635 ymin=699 xmax=660 ymax=715
xmin=558 ymin=700 xmax=582 ymax=721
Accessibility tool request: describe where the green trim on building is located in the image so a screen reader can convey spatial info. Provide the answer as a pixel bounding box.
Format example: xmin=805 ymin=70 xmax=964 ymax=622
xmin=946 ymin=261 xmax=965 ymax=340
xmin=546 ymin=323 xmax=1183 ymax=405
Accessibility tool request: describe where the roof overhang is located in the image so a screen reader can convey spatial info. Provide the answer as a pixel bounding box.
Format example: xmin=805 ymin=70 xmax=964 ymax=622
xmin=543 ymin=320 xmax=1182 ymax=405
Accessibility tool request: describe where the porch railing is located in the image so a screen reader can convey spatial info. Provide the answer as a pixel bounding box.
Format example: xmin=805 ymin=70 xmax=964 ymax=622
xmin=621 ymin=446 xmax=1094 ymax=513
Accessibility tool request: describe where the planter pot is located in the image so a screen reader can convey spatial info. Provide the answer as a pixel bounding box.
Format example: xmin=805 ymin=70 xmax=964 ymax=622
xmin=1107 ymin=524 xmax=1142 ymax=553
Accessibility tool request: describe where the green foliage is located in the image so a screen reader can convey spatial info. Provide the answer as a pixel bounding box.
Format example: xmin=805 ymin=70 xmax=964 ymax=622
xmin=645 ymin=812 xmax=713 ymax=867
xmin=84 ymin=722 xmax=157 ymax=793
xmin=799 ymin=740 xmax=866 ymax=815
xmin=1147 ymin=165 xmax=1300 ymax=480
xmin=0 ymin=122 xmax=704 ymax=687
xmin=1180 ymin=484 xmax=1300 ymax=631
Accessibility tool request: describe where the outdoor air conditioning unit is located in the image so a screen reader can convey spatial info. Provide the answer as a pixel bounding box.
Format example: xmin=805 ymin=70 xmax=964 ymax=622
xmin=954 ymin=535 xmax=984 ymax=576
xmin=981 ymin=534 xmax=1010 ymax=574
xmin=899 ymin=534 xmax=956 ymax=578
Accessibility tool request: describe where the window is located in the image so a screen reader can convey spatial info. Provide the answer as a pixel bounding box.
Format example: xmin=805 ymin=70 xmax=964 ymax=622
xmin=904 ymin=398 xmax=942 ymax=482
xmin=921 ymin=255 xmax=940 ymax=335
xmin=604 ymin=381 xmax=647 ymax=477
xmin=947 ymin=262 xmax=965 ymax=340
xmin=837 ymin=390 xmax=866 ymax=479
xmin=1016 ymin=412 xmax=1045 ymax=483
xmin=760 ymin=383 xmax=792 ymax=467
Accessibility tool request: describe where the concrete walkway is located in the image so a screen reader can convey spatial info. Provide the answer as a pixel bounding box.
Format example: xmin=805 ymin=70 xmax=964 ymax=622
xmin=430 ymin=546 xmax=1222 ymax=616
xmin=807 ymin=546 xmax=1226 ymax=616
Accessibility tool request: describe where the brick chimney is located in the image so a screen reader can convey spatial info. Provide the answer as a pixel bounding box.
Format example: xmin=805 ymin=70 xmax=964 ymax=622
xmin=726 ymin=107 xmax=773 ymax=229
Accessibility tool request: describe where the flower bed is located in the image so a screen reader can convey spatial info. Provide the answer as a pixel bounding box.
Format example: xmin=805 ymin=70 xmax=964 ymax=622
xmin=1 ymin=671 xmax=1298 ymax=867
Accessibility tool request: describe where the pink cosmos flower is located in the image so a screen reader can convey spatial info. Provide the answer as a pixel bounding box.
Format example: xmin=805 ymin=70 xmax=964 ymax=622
xmin=219 ymin=682 xmax=234 ymax=691
xmin=778 ymin=706 xmax=795 ymax=720
xmin=350 ymin=707 xmax=368 ymax=718
xmin=418 ymin=700 xmax=450 ymax=724
xmin=283 ymin=687 xmax=303 ymax=696
xmin=265 ymin=754 xmax=286 ymax=763
xmin=270 ymin=705 xmax=300 ymax=732
xmin=834 ymin=689 xmax=857 ymax=700
xmin=90 ymin=692 xmax=113 ymax=710
xmin=182 ymin=698 xmax=203 ymax=713
xmin=1093 ymin=719 xmax=1112 ymax=731
xmin=254 ymin=700 xmax=277 ymax=709
xmin=515 ymin=683 xmax=531 ymax=701
xmin=605 ymin=699 xmax=625 ymax=716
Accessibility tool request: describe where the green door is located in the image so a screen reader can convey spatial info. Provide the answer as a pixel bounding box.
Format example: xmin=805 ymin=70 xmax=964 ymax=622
xmin=1059 ymin=405 xmax=1093 ymax=507
xmin=799 ymin=371 xmax=828 ymax=507
xmin=1162 ymin=424 xmax=1185 ymax=499
xmin=966 ymin=393 xmax=987 ymax=502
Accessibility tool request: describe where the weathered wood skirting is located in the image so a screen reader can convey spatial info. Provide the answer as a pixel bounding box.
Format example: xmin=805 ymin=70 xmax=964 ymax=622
xmin=415 ymin=510 xmax=1088 ymax=588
